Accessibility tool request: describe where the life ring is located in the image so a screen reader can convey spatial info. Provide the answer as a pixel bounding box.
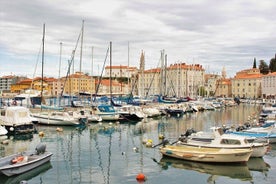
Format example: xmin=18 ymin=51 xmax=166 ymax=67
xmin=11 ymin=156 xmax=24 ymax=164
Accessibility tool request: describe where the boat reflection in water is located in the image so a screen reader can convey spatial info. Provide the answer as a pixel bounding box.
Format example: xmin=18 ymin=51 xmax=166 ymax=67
xmin=159 ymin=156 xmax=271 ymax=183
xmin=247 ymin=157 xmax=270 ymax=173
xmin=159 ymin=157 xmax=252 ymax=182
xmin=0 ymin=162 xmax=52 ymax=184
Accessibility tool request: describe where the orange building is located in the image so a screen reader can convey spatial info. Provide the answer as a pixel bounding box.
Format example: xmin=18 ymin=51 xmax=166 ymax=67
xmin=10 ymin=77 xmax=55 ymax=96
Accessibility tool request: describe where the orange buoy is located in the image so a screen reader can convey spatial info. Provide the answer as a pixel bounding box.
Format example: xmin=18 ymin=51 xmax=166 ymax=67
xmin=136 ymin=173 xmax=146 ymax=182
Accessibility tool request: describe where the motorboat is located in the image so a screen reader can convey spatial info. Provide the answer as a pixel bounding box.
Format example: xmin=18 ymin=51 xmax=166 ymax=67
xmin=0 ymin=144 xmax=52 ymax=176
xmin=92 ymin=104 xmax=120 ymax=121
xmin=31 ymin=110 xmax=86 ymax=126
xmin=0 ymin=106 xmax=35 ymax=134
xmin=160 ymin=144 xmax=252 ymax=163
xmin=227 ymin=124 xmax=276 ymax=143
xmin=115 ymin=105 xmax=145 ymax=122
xmin=177 ymin=127 xmax=269 ymax=157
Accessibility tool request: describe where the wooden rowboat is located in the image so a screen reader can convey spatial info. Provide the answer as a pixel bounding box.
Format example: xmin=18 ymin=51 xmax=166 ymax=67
xmin=160 ymin=145 xmax=252 ymax=163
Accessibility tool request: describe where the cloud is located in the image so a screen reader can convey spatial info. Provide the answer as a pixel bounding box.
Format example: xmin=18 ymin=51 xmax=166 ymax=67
xmin=1 ymin=0 xmax=276 ymax=78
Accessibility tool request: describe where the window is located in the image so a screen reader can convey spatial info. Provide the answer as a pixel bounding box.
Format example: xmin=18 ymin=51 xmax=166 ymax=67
xmin=220 ymin=139 xmax=241 ymax=145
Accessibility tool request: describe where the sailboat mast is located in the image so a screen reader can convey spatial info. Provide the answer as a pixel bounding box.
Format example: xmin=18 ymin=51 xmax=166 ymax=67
xmin=41 ymin=23 xmax=45 ymax=107
xmin=127 ymin=42 xmax=130 ymax=93
xmin=91 ymin=46 xmax=94 ymax=103
xmin=109 ymin=41 xmax=112 ymax=103
xmin=79 ymin=20 xmax=84 ymax=96
xmin=58 ymin=42 xmax=62 ymax=106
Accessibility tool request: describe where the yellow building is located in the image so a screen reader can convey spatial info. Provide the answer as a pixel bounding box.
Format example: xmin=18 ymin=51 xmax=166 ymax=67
xmin=61 ymin=72 xmax=95 ymax=96
xmin=215 ymin=78 xmax=232 ymax=97
xmin=10 ymin=79 xmax=32 ymax=94
xmin=232 ymin=68 xmax=262 ymax=99
xmin=10 ymin=77 xmax=55 ymax=96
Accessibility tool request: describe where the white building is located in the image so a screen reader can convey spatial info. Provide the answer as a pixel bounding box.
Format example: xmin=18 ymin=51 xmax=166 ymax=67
xmin=262 ymin=72 xmax=276 ymax=99
xmin=138 ymin=63 xmax=205 ymax=98
xmin=104 ymin=65 xmax=138 ymax=78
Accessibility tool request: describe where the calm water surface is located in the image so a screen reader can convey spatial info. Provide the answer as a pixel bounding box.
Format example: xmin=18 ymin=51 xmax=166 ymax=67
xmin=0 ymin=103 xmax=275 ymax=184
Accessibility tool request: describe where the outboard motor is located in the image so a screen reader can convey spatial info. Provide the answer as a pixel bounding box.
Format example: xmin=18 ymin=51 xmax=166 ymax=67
xmin=36 ymin=143 xmax=46 ymax=155
xmin=181 ymin=128 xmax=197 ymax=137
xmin=162 ymin=139 xmax=170 ymax=146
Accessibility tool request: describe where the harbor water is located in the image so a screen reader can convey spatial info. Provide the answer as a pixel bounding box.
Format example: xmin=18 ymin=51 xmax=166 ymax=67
xmin=0 ymin=103 xmax=275 ymax=184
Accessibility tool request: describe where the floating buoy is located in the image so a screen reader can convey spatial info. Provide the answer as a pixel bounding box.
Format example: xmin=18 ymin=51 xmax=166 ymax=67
xmin=56 ymin=127 xmax=63 ymax=132
xmin=136 ymin=173 xmax=146 ymax=182
xmin=158 ymin=134 xmax=165 ymax=140
xmin=145 ymin=139 xmax=153 ymax=147
xmin=38 ymin=131 xmax=44 ymax=137
xmin=133 ymin=147 xmax=139 ymax=152
xmin=142 ymin=139 xmax=147 ymax=144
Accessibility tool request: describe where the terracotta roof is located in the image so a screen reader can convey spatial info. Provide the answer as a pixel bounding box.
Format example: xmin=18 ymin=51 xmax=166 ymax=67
xmin=1 ymin=75 xmax=15 ymax=79
xmin=234 ymin=73 xmax=262 ymax=79
xmin=168 ymin=63 xmax=204 ymax=71
xmin=105 ymin=66 xmax=138 ymax=70
xmin=144 ymin=68 xmax=161 ymax=73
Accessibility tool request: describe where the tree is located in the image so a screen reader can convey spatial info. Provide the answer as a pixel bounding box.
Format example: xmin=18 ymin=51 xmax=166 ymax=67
xmin=259 ymin=60 xmax=269 ymax=74
xmin=253 ymin=57 xmax=257 ymax=68
xmin=269 ymin=55 xmax=276 ymax=72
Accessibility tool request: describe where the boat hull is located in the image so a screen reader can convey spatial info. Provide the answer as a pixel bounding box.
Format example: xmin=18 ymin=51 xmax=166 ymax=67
xmin=160 ymin=145 xmax=252 ymax=163
xmin=177 ymin=142 xmax=268 ymax=158
xmin=32 ymin=114 xmax=81 ymax=126
xmin=0 ymin=151 xmax=52 ymax=176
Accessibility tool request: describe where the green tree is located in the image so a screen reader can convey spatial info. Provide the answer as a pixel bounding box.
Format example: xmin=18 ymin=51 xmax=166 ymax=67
xmin=259 ymin=60 xmax=269 ymax=74
xmin=269 ymin=55 xmax=276 ymax=72
xmin=253 ymin=58 xmax=256 ymax=68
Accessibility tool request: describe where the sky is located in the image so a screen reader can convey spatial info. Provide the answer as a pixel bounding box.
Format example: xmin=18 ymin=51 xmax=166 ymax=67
xmin=1 ymin=0 xmax=276 ymax=78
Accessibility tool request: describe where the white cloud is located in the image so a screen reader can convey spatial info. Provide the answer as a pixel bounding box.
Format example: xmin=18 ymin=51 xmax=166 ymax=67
xmin=1 ymin=0 xmax=276 ymax=78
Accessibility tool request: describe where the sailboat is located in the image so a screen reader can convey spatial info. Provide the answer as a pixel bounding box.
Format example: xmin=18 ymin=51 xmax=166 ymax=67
xmin=91 ymin=42 xmax=120 ymax=121
xmin=31 ymin=24 xmax=87 ymax=126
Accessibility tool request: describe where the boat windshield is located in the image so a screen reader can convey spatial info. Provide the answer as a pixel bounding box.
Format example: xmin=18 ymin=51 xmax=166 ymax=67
xmin=220 ymin=139 xmax=241 ymax=145
xmin=98 ymin=105 xmax=115 ymax=112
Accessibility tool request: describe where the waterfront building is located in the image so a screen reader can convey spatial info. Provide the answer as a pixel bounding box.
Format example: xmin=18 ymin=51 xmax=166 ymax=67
xmin=215 ymin=78 xmax=232 ymax=97
xmin=213 ymin=67 xmax=232 ymax=97
xmin=204 ymin=74 xmax=221 ymax=97
xmin=52 ymin=78 xmax=63 ymax=96
xmin=10 ymin=77 xmax=54 ymax=96
xmin=231 ymin=68 xmax=262 ymax=99
xmin=0 ymin=75 xmax=25 ymax=96
xmin=104 ymin=65 xmax=138 ymax=78
xmin=139 ymin=68 xmax=161 ymax=97
xmin=137 ymin=62 xmax=205 ymax=98
xmin=61 ymin=72 xmax=95 ymax=96
xmin=262 ymin=71 xmax=276 ymax=99
xmin=95 ymin=79 xmax=130 ymax=95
